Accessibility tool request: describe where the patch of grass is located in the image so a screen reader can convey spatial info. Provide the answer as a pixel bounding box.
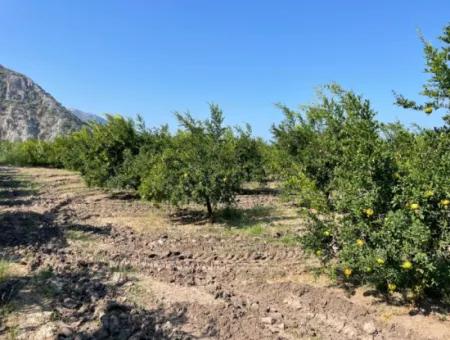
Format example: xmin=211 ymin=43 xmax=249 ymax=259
xmin=0 ymin=260 xmax=11 ymax=283
xmin=242 ymin=224 xmax=265 ymax=235
xmin=34 ymin=266 xmax=55 ymax=281
xmin=127 ymin=283 xmax=147 ymax=304
xmin=30 ymin=266 xmax=59 ymax=298
xmin=216 ymin=206 xmax=275 ymax=228
xmin=66 ymin=229 xmax=92 ymax=242
xmin=110 ymin=263 xmax=136 ymax=274
xmin=6 ymin=325 xmax=19 ymax=339
xmin=0 ymin=303 xmax=15 ymax=319
xmin=278 ymin=234 xmax=302 ymax=246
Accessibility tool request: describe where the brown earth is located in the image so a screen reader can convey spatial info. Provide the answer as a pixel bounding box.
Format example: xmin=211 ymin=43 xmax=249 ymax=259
xmin=0 ymin=166 xmax=449 ymax=340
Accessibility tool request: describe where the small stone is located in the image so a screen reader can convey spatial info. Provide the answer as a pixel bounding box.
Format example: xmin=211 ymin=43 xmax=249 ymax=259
xmin=162 ymin=320 xmax=172 ymax=332
xmin=111 ymin=272 xmax=128 ymax=286
xmin=250 ymin=302 xmax=259 ymax=311
xmin=77 ymin=304 xmax=89 ymax=314
xmin=58 ymin=326 xmax=73 ymax=337
xmin=362 ymin=321 xmax=377 ymax=334
xmin=270 ymin=311 xmax=283 ymax=320
xmin=63 ymin=298 xmax=78 ymax=309
xmin=261 ymin=317 xmax=275 ymax=325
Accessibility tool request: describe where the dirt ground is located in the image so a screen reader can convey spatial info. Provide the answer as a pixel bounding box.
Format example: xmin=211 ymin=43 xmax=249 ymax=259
xmin=0 ymin=166 xmax=449 ymax=340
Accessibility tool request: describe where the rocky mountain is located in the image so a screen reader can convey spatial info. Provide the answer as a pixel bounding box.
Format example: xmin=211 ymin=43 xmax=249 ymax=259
xmin=0 ymin=64 xmax=83 ymax=141
xmin=70 ymin=108 xmax=107 ymax=124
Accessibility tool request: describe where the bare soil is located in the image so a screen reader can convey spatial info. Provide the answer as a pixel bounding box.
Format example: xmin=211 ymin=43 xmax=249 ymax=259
xmin=0 ymin=166 xmax=449 ymax=340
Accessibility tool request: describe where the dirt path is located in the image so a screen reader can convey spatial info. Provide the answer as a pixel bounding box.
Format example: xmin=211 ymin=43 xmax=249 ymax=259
xmin=0 ymin=166 xmax=449 ymax=340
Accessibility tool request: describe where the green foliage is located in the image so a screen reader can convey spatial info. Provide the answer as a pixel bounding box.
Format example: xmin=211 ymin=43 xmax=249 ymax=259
xmin=234 ymin=126 xmax=268 ymax=182
xmin=74 ymin=115 xmax=140 ymax=187
xmin=0 ymin=140 xmax=55 ymax=166
xmin=277 ymin=85 xmax=450 ymax=300
xmin=395 ymin=23 xmax=450 ymax=124
xmin=0 ymin=106 xmax=266 ymax=216
xmin=139 ymin=104 xmax=246 ymax=216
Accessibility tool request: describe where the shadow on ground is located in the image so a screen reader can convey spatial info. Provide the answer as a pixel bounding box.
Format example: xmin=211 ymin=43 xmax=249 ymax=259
xmin=0 ymin=167 xmax=197 ymax=339
xmin=0 ymin=168 xmax=36 ymax=207
xmin=170 ymin=205 xmax=296 ymax=230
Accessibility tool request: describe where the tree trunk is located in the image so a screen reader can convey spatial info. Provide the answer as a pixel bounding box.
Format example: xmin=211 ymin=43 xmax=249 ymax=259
xmin=206 ymin=197 xmax=213 ymax=217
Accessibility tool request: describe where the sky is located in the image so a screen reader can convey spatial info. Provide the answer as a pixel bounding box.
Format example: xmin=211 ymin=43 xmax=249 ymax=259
xmin=0 ymin=0 xmax=449 ymax=138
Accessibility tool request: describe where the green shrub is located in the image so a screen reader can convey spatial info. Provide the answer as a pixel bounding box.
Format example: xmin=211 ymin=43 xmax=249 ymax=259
xmin=68 ymin=115 xmax=141 ymax=187
xmin=235 ymin=126 xmax=268 ymax=183
xmin=279 ymin=87 xmax=450 ymax=300
xmin=0 ymin=140 xmax=55 ymax=166
xmin=139 ymin=104 xmax=246 ymax=216
xmin=109 ymin=122 xmax=172 ymax=190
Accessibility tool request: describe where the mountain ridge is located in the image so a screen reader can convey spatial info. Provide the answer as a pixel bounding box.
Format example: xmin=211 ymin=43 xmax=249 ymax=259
xmin=0 ymin=64 xmax=83 ymax=141
xmin=70 ymin=108 xmax=107 ymax=124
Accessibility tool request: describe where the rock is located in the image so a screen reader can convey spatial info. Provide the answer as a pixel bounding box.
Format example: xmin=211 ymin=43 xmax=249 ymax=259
xmin=77 ymin=304 xmax=89 ymax=315
xmin=250 ymin=302 xmax=260 ymax=311
xmin=162 ymin=321 xmax=173 ymax=332
xmin=62 ymin=297 xmax=79 ymax=309
xmin=261 ymin=317 xmax=275 ymax=325
xmin=270 ymin=311 xmax=283 ymax=320
xmin=58 ymin=326 xmax=73 ymax=337
xmin=0 ymin=64 xmax=83 ymax=141
xmin=111 ymin=272 xmax=128 ymax=286
xmin=362 ymin=321 xmax=377 ymax=334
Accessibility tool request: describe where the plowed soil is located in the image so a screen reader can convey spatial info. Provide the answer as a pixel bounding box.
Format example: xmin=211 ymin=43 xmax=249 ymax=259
xmin=0 ymin=166 xmax=449 ymax=340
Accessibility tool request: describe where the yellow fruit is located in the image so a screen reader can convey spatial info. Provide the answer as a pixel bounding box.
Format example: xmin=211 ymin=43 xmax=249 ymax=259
xmin=423 ymin=190 xmax=434 ymax=198
xmin=441 ymin=199 xmax=450 ymax=206
xmin=315 ymin=250 xmax=323 ymax=256
xmin=344 ymin=267 xmax=352 ymax=278
xmin=323 ymin=230 xmax=331 ymax=237
xmin=424 ymin=106 xmax=433 ymax=114
xmin=365 ymin=266 xmax=372 ymax=273
xmin=376 ymin=258 xmax=385 ymax=265
xmin=409 ymin=203 xmax=420 ymax=210
xmin=405 ymin=289 xmax=416 ymax=301
xmin=388 ymin=283 xmax=397 ymax=292
xmin=364 ymin=208 xmax=374 ymax=217
xmin=401 ymin=260 xmax=413 ymax=270
xmin=356 ymin=239 xmax=365 ymax=247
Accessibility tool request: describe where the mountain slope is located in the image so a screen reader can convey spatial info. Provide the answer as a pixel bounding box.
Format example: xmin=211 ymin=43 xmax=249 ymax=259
xmin=0 ymin=65 xmax=83 ymax=141
xmin=70 ymin=108 xmax=107 ymax=124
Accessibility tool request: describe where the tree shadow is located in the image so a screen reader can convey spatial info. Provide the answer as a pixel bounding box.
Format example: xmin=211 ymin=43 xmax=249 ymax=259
xmin=330 ymin=278 xmax=450 ymax=318
xmin=78 ymin=301 xmax=194 ymax=339
xmin=0 ymin=168 xmax=35 ymax=207
xmin=0 ymin=168 xmax=198 ymax=339
xmin=170 ymin=205 xmax=297 ymax=229
xmin=0 ymin=265 xmax=196 ymax=339
xmin=66 ymin=223 xmax=112 ymax=236
xmin=169 ymin=208 xmax=210 ymax=226
xmin=238 ymin=187 xmax=280 ymax=196
xmin=0 ymin=210 xmax=64 ymax=248
xmin=107 ymin=191 xmax=140 ymax=201
xmin=361 ymin=288 xmax=450 ymax=316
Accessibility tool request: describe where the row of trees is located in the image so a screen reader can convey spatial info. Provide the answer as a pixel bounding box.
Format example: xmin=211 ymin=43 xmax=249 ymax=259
xmin=0 ymin=24 xmax=448 ymax=301
xmin=0 ymin=106 xmax=270 ymax=216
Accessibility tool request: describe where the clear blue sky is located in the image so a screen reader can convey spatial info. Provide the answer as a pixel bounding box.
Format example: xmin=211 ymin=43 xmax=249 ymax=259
xmin=1 ymin=1 xmax=449 ymax=138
